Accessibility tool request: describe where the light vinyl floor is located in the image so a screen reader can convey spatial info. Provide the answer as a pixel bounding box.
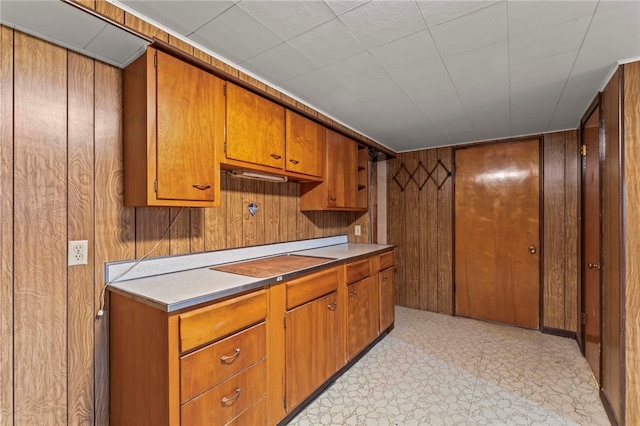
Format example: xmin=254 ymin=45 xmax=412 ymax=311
xmin=287 ymin=306 xmax=609 ymax=426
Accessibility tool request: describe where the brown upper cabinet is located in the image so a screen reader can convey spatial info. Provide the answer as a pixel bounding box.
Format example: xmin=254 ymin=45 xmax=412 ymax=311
xmin=300 ymin=130 xmax=368 ymax=211
xmin=123 ymin=48 xmax=224 ymax=207
xmin=224 ymin=82 xmax=285 ymax=170
xmin=285 ymin=111 xmax=326 ymax=178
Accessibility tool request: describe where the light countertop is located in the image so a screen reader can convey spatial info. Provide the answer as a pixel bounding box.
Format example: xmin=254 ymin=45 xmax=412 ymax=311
xmin=108 ymin=242 xmax=393 ymax=312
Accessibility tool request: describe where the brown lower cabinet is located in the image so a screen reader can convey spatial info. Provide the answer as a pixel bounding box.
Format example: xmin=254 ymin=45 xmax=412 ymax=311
xmin=109 ymin=249 xmax=394 ymax=425
xmin=286 ymin=291 xmax=341 ymax=409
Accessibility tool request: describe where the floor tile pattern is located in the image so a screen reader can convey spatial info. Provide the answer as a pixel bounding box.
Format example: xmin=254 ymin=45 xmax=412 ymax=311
xmin=287 ymin=306 xmax=609 ymax=426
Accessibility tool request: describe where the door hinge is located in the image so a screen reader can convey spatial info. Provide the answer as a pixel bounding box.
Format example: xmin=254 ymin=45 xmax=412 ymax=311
xmin=581 ymin=312 xmax=586 ymax=325
xmin=153 ymin=53 xmax=157 ymax=68
xmin=580 ymin=144 xmax=587 ymax=157
xmin=153 ymin=180 xmax=158 ymax=192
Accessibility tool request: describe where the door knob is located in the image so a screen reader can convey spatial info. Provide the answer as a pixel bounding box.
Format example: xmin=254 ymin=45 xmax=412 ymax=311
xmin=588 ymin=262 xmax=601 ymax=270
xmin=528 ymin=246 xmax=537 ymax=254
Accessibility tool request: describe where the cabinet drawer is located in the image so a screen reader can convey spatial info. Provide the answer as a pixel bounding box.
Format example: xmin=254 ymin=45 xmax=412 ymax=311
xmin=179 ymin=289 xmax=267 ymax=353
xmin=180 ymin=322 xmax=266 ymax=403
xmin=379 ymin=251 xmax=395 ymax=271
xmin=286 ymin=267 xmax=339 ymax=310
xmin=181 ymin=360 xmax=266 ymax=426
xmin=225 ymin=398 xmax=266 ymax=426
xmin=346 ymin=259 xmax=370 ymax=284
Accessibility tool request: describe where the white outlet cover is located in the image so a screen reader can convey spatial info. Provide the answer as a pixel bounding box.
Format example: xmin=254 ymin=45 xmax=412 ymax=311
xmin=68 ymin=240 xmax=88 ymax=266
xmin=354 ymin=225 xmax=361 ymax=236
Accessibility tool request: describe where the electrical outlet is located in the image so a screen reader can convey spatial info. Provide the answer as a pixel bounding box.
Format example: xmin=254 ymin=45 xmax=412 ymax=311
xmin=354 ymin=225 xmax=361 ymax=236
xmin=68 ymin=240 xmax=88 ymax=266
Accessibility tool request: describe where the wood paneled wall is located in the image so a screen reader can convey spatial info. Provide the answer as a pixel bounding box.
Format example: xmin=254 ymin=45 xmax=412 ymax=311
xmin=601 ymin=68 xmax=623 ymax=424
xmin=542 ymin=131 xmax=580 ymax=332
xmin=0 ymin=27 xmax=368 ymax=425
xmin=623 ymin=61 xmax=640 ymax=426
xmin=387 ymin=148 xmax=453 ymax=314
xmin=387 ymin=132 xmax=580 ymax=331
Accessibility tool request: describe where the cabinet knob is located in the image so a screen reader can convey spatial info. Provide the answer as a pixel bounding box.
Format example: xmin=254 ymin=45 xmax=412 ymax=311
xmin=588 ymin=262 xmax=601 ymax=270
xmin=192 ymin=184 xmax=211 ymax=191
xmin=270 ymin=153 xmax=282 ymax=160
xmin=327 ymin=302 xmax=337 ymax=311
xmin=289 ymin=159 xmax=299 ymax=165
xmin=220 ymin=388 xmax=241 ymax=405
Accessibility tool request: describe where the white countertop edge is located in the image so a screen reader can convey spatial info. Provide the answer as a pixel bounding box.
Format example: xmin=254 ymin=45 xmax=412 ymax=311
xmin=106 ymin=242 xmax=394 ymax=313
xmin=105 ymin=235 xmax=348 ymax=284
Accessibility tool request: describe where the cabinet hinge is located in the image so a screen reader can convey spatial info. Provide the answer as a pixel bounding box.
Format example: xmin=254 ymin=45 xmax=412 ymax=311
xmin=153 ymin=180 xmax=158 ymax=192
xmin=223 ymin=84 xmax=227 ymax=96
xmin=153 ymin=53 xmax=157 ymax=68
xmin=283 ymin=395 xmax=287 ymax=410
xmin=581 ymin=312 xmax=586 ymax=325
xmin=580 ymin=144 xmax=587 ymax=157
xmin=283 ymin=317 xmax=286 ymax=329
xmin=224 ymin=142 xmax=227 ymax=154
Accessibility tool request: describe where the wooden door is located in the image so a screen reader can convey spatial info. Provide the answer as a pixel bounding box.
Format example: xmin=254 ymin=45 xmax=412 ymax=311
xmin=156 ymin=50 xmax=223 ymax=202
xmin=455 ymin=139 xmax=540 ymax=329
xmin=326 ymin=130 xmax=357 ymax=208
xmin=347 ymin=277 xmax=377 ymax=360
xmin=226 ymin=82 xmax=284 ymax=169
xmin=285 ymin=111 xmax=325 ymax=177
xmin=582 ymin=106 xmax=601 ymax=382
xmin=285 ymin=292 xmax=340 ymax=410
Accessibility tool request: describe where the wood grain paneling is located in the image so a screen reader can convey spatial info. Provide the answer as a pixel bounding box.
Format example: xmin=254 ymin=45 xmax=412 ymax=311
xmin=564 ymin=133 xmax=579 ymax=332
xmin=624 ymin=61 xmax=640 ymax=426
xmin=386 ymin=156 xmax=404 ymax=306
xmin=124 ymin=13 xmax=168 ymax=41
xmin=1 ymin=20 xmax=362 ymax=426
xmin=387 ymin=149 xmax=453 ymax=313
xmin=543 ymin=133 xmax=569 ymax=329
xmin=94 ymin=60 xmax=136 ymax=426
xmin=389 ymin=134 xmax=576 ymax=323
xmin=403 ymin=153 xmax=420 ymax=309
xmin=425 ymin=149 xmax=438 ymax=312
xmin=601 ymin=68 xmax=623 ymax=424
xmin=437 ymin=147 xmax=453 ymax=315
xmin=0 ymin=25 xmax=14 ymax=426
xmin=541 ymin=130 xmax=579 ymax=332
xmin=13 ymin=32 xmax=68 ymax=425
xmin=67 ymin=51 xmax=95 ymax=425
xmin=96 ymin=0 xmax=124 ymax=23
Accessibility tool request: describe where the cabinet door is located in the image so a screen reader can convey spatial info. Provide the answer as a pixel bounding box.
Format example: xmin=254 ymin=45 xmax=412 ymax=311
xmin=156 ymin=50 xmax=223 ymax=202
xmin=285 ymin=292 xmax=340 ymax=410
xmin=226 ymin=83 xmax=285 ymax=169
xmin=326 ymin=130 xmax=357 ymax=208
xmin=347 ymin=277 xmax=377 ymax=360
xmin=285 ymin=111 xmax=325 ymax=177
xmin=379 ymin=267 xmax=395 ymax=332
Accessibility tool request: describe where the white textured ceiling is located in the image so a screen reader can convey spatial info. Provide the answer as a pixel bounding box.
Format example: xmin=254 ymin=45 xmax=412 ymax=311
xmin=116 ymin=0 xmax=640 ymax=152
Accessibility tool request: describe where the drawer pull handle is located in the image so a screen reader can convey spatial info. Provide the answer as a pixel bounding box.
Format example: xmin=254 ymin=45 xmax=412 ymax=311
xmin=192 ymin=184 xmax=211 ymax=190
xmin=382 ymin=276 xmax=388 ymax=281
xmin=349 ymin=290 xmax=358 ymax=298
xmin=221 ymin=388 xmax=241 ymax=405
xmin=220 ymin=348 xmax=241 ymax=364
xmin=289 ymin=159 xmax=299 ymax=164
xmin=270 ymin=153 xmax=282 ymax=160
xmin=327 ymin=302 xmax=337 ymax=311
xmin=329 ymin=197 xmax=337 ymax=201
